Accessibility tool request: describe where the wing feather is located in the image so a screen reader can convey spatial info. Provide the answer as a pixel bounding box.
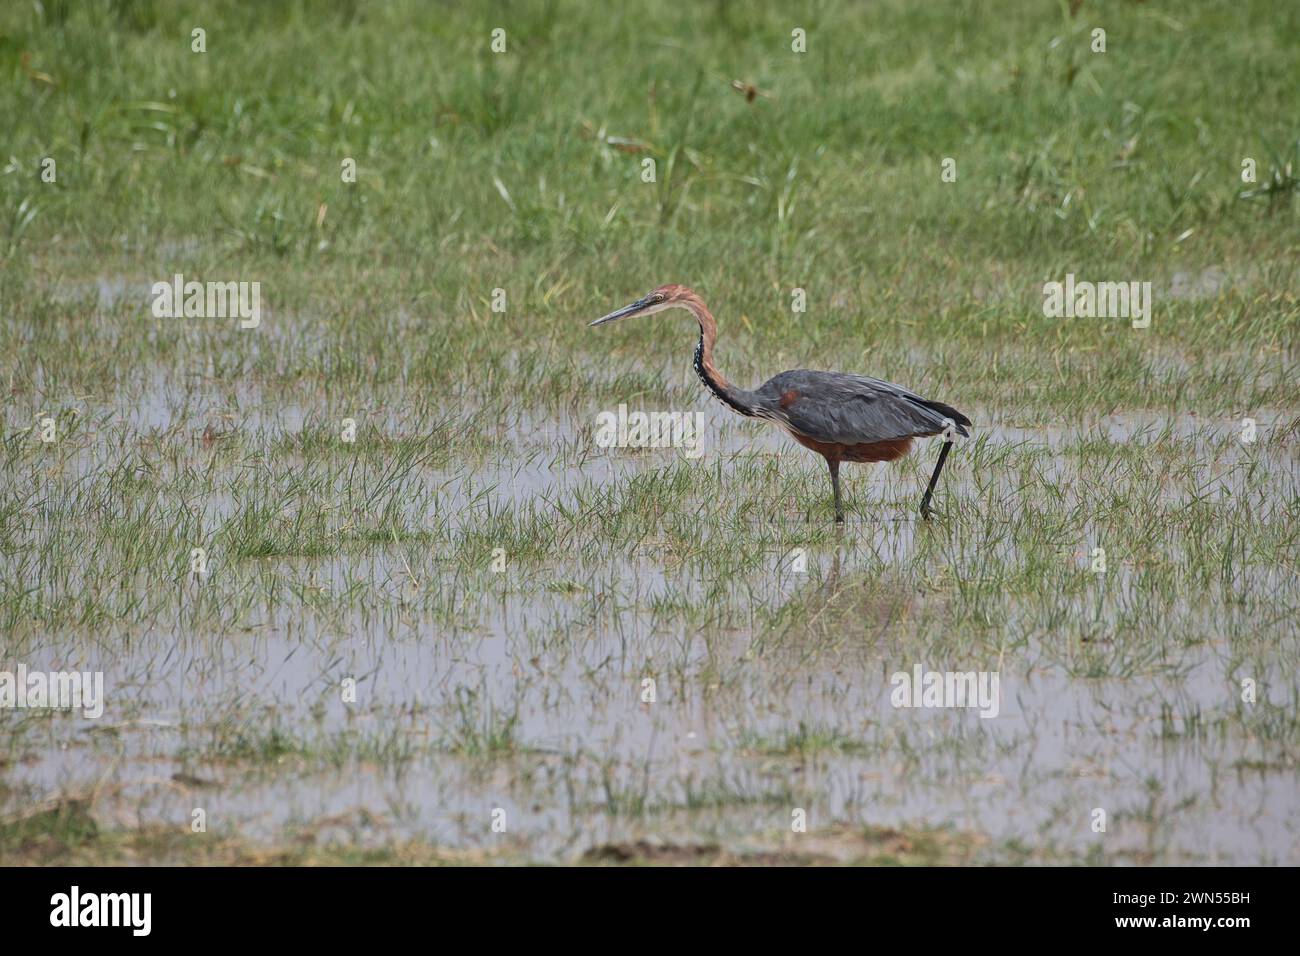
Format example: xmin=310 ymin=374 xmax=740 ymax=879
xmin=752 ymin=370 xmax=970 ymax=444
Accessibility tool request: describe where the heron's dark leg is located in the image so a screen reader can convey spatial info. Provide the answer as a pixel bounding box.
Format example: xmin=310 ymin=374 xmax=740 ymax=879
xmin=827 ymin=458 xmax=844 ymax=523
xmin=920 ymin=440 xmax=953 ymax=520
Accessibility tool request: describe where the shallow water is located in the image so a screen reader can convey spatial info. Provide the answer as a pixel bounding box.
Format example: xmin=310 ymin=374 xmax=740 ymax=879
xmin=3 ymin=366 xmax=1298 ymax=864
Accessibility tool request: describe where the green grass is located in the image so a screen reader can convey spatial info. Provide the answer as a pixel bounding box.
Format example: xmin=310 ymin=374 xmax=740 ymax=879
xmin=0 ymin=0 xmax=1297 ymax=865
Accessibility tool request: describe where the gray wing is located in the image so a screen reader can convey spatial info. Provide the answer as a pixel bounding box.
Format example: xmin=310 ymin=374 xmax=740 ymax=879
xmin=750 ymin=370 xmax=970 ymax=443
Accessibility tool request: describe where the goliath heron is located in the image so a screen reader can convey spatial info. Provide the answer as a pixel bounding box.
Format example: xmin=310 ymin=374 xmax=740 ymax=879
xmin=590 ymin=284 xmax=971 ymax=522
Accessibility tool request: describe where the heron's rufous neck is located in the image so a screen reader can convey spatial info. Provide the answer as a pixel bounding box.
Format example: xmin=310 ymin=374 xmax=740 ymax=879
xmin=676 ymin=290 xmax=754 ymax=417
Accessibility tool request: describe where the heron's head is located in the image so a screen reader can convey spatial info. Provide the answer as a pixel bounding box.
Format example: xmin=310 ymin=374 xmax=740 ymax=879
xmin=589 ymin=284 xmax=690 ymax=327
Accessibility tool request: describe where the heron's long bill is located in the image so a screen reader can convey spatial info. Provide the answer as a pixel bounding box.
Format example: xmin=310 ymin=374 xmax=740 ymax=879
xmin=589 ymin=296 xmax=651 ymax=326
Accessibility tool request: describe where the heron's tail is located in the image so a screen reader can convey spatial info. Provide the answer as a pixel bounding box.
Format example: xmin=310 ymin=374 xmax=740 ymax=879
xmin=922 ymin=400 xmax=971 ymax=437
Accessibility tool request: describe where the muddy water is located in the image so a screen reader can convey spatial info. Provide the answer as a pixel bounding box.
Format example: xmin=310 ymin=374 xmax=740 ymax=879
xmin=13 ymin=631 xmax=1299 ymax=862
